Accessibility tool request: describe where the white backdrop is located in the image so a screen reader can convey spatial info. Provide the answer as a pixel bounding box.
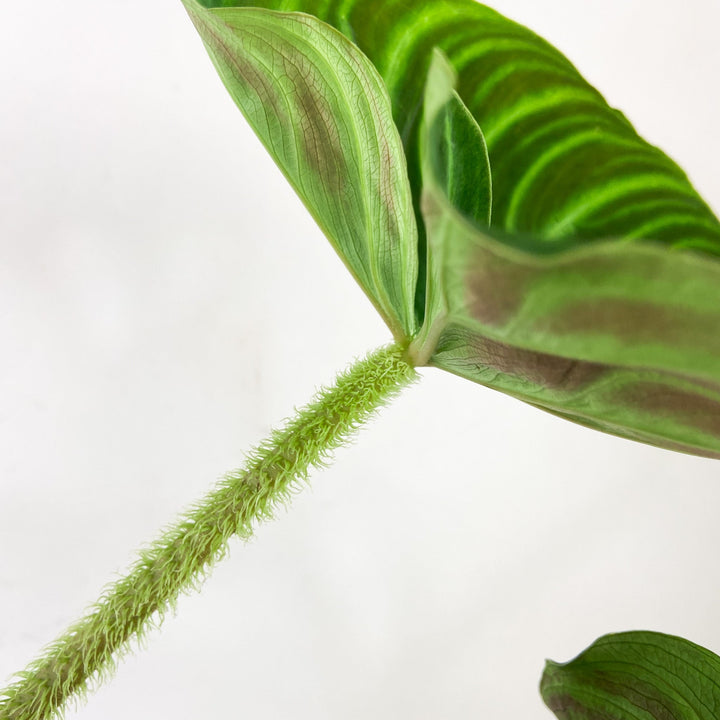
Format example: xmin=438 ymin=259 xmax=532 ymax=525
xmin=2 ymin=1 xmax=720 ymax=718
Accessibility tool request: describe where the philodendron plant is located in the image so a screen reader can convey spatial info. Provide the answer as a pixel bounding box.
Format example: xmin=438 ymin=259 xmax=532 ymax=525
xmin=2 ymin=1 xmax=720 ymax=718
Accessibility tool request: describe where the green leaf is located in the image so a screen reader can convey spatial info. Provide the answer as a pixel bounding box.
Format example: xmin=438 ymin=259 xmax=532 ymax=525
xmin=422 ymin=49 xmax=491 ymax=228
xmin=188 ymin=0 xmax=720 ymax=458
xmin=191 ymin=0 xmax=720 ymax=258
xmin=410 ymin=48 xmax=492 ymax=361
xmin=541 ymin=631 xmax=720 ymax=720
xmin=413 ymin=52 xmax=720 ymax=458
xmin=181 ymin=0 xmax=419 ymax=340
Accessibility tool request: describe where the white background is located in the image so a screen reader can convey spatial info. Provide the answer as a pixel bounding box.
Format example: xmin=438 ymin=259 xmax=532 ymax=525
xmin=2 ymin=1 xmax=720 ymax=718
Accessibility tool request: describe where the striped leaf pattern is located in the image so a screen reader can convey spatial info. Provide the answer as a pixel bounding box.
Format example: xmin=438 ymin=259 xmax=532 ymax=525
xmin=181 ymin=0 xmax=419 ymax=340
xmin=541 ymin=631 xmax=720 ymax=720
xmin=187 ymin=0 xmax=720 ymax=457
xmin=195 ymin=0 xmax=720 ymax=259
xmin=417 ymin=50 xmax=720 ymax=458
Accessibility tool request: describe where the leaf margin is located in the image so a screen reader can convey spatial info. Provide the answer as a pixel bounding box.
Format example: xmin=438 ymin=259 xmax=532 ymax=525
xmin=181 ymin=0 xmax=420 ymax=340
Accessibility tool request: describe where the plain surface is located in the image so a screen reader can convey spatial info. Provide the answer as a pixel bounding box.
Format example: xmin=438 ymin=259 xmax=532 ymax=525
xmin=2 ymin=1 xmax=720 ymax=717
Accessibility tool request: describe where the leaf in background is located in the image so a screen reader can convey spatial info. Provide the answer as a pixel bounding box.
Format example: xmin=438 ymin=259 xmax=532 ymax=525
xmin=541 ymin=631 xmax=720 ymax=720
xmin=181 ymin=0 xmax=418 ymax=340
xmin=415 ymin=50 xmax=720 ymax=458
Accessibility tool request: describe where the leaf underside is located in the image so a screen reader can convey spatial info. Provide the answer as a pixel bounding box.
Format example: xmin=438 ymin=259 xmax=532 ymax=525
xmin=541 ymin=631 xmax=720 ymax=720
xmin=186 ymin=0 xmax=720 ymax=457
xmin=182 ymin=0 xmax=419 ymax=340
xmin=418 ymin=50 xmax=720 ymax=458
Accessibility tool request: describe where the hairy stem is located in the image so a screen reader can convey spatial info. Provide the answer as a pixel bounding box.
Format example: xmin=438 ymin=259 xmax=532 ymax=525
xmin=0 ymin=344 xmax=417 ymax=720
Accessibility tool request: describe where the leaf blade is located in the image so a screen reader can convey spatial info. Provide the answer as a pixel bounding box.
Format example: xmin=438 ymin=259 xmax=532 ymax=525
xmin=192 ymin=0 xmax=720 ymax=256
xmin=181 ymin=1 xmax=419 ymax=339
xmin=416 ymin=49 xmax=720 ymax=458
xmin=189 ymin=0 xmax=720 ymax=457
xmin=430 ymin=325 xmax=720 ymax=459
xmin=541 ymin=631 xmax=720 ymax=720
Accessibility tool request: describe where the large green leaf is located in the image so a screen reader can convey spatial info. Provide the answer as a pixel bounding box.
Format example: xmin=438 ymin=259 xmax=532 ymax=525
xmin=541 ymin=631 xmax=720 ymax=720
xmin=187 ymin=0 xmax=720 ymax=459
xmin=410 ymin=48 xmax=492 ymax=360
xmin=181 ymin=0 xmax=419 ymax=340
xmin=192 ymin=0 xmax=720 ymax=258
xmin=415 ymin=50 xmax=720 ymax=458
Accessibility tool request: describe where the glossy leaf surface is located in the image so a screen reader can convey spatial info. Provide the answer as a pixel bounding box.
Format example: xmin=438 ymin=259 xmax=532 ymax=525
xmin=181 ymin=0 xmax=419 ymax=339
xmin=541 ymin=631 xmax=720 ymax=720
xmin=195 ymin=0 xmax=720 ymax=259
